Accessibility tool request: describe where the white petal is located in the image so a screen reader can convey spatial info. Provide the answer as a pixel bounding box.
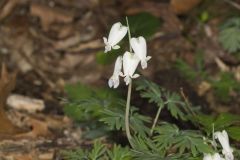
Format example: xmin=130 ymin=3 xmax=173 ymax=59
xmin=123 ymin=51 xmax=140 ymax=77
xmin=214 ymin=130 xmax=234 ymax=160
xmin=113 ymin=56 xmax=122 ymax=75
xmin=214 ymin=130 xmax=231 ymax=152
xmin=103 ymin=37 xmax=111 ymax=53
xmin=203 ymin=153 xmax=224 ymax=160
xmin=203 ymin=154 xmax=212 ymax=160
xmin=212 ymin=153 xmax=222 ymax=160
xmin=130 ymin=36 xmax=150 ymax=69
xmin=104 ymin=45 xmax=111 ymax=53
xmin=108 ymin=77 xmax=114 ymax=88
xmin=146 ymin=56 xmax=152 ymax=61
xmin=112 ymin=45 xmax=120 ymax=50
xmin=124 ymin=76 xmax=131 ymax=85
xmin=108 ymin=76 xmax=120 ymax=88
xmin=132 ymin=74 xmax=140 ymax=79
xmin=224 ymin=152 xmax=234 ymax=160
xmin=130 ymin=36 xmax=147 ymax=60
xmin=141 ymin=60 xmax=147 ymax=69
xmin=108 ymin=56 xmax=122 ymax=88
xmin=103 ymin=37 xmax=107 ymax=44
xmin=108 ymin=22 xmax=127 ymax=46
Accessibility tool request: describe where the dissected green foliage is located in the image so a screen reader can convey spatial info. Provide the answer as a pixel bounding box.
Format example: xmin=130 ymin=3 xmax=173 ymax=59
xmin=196 ymin=113 xmax=240 ymax=141
xmin=175 ymin=59 xmax=198 ymax=81
xmin=64 ymin=83 xmax=119 ymax=122
xmin=62 ymin=140 xmax=131 ymax=160
xmin=88 ymin=140 xmax=107 ymax=160
xmin=175 ymin=53 xmax=207 ymax=82
xmin=100 ymin=105 xmax=151 ymax=137
xmin=219 ymin=17 xmax=240 ymax=53
xmin=62 ymin=149 xmax=87 ymax=160
xmin=153 ymin=123 xmax=213 ymax=156
xmin=63 ymin=79 xmax=239 ymax=159
xmin=211 ymin=72 xmax=240 ymax=102
xmin=136 ymin=78 xmax=190 ymax=121
xmin=176 ymin=56 xmax=240 ymax=103
xmin=107 ymin=144 xmax=132 ymax=160
xmin=64 ymin=83 xmax=150 ymax=138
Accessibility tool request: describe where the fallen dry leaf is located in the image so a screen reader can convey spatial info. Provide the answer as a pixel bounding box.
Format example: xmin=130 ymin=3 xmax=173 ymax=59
xmin=197 ymin=81 xmax=211 ymax=96
xmin=30 ymin=2 xmax=73 ymax=31
xmin=0 ymin=0 xmax=27 ymax=21
xmin=170 ymin=0 xmax=202 ymax=15
xmin=16 ymin=117 xmax=52 ymax=139
xmin=215 ymin=57 xmax=230 ymax=72
xmin=0 ymin=64 xmax=23 ymax=137
xmin=15 ymin=114 xmax=71 ymax=139
xmin=53 ymin=34 xmax=82 ymax=50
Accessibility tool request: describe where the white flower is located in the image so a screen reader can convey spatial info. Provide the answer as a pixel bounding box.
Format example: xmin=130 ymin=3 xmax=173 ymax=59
xmin=214 ymin=130 xmax=234 ymax=160
xmin=108 ymin=56 xmax=122 ymax=88
xmin=103 ymin=22 xmax=128 ymax=53
xmin=130 ymin=36 xmax=151 ymax=69
xmin=203 ymin=153 xmax=224 ymax=160
xmin=122 ymin=51 xmax=140 ymax=85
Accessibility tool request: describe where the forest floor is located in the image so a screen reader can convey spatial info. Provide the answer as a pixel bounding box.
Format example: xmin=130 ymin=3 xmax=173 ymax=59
xmin=0 ymin=0 xmax=239 ymax=159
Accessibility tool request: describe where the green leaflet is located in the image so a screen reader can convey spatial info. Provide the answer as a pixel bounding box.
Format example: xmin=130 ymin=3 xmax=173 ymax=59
xmin=219 ymin=17 xmax=240 ymax=53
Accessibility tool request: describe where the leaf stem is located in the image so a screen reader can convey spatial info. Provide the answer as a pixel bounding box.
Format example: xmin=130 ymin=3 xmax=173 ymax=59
xmin=150 ymin=105 xmax=162 ymax=136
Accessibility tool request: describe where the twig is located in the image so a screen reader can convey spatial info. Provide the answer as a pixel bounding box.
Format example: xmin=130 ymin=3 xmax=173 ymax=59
xmin=180 ymin=88 xmax=196 ymax=117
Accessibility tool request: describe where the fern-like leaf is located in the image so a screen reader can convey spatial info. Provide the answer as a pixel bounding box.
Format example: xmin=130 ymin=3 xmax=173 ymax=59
xmin=153 ymin=123 xmax=213 ymax=157
xmin=219 ymin=18 xmax=240 ymax=53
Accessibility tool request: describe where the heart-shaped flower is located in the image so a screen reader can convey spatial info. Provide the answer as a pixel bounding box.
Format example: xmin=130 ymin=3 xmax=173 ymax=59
xmin=130 ymin=36 xmax=151 ymax=69
xmin=108 ymin=56 xmax=122 ymax=88
xmin=122 ymin=51 xmax=140 ymax=85
xmin=214 ymin=130 xmax=234 ymax=160
xmin=103 ymin=22 xmax=127 ymax=53
xmin=203 ymin=153 xmax=224 ymax=160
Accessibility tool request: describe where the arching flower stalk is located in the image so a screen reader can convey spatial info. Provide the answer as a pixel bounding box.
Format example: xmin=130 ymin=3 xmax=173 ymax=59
xmin=104 ymin=17 xmax=151 ymax=147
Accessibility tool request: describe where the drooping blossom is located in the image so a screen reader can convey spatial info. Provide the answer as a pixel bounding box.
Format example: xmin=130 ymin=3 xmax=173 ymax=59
xmin=130 ymin=36 xmax=151 ymax=69
xmin=203 ymin=153 xmax=224 ymax=160
xmin=103 ymin=22 xmax=127 ymax=53
xmin=108 ymin=56 xmax=123 ymax=88
xmin=214 ymin=130 xmax=234 ymax=160
xmin=122 ymin=51 xmax=140 ymax=85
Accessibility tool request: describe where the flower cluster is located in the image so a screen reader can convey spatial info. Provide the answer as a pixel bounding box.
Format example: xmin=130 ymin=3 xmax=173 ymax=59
xmin=203 ymin=130 xmax=234 ymax=160
xmin=104 ymin=22 xmax=151 ymax=88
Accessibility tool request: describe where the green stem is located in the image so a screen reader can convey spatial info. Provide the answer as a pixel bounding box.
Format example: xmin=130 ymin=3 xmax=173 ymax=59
xmin=125 ymin=81 xmax=133 ymax=145
xmin=150 ymin=106 xmax=162 ymax=136
xmin=124 ymin=16 xmax=134 ymax=147
xmin=126 ymin=17 xmax=132 ymax=53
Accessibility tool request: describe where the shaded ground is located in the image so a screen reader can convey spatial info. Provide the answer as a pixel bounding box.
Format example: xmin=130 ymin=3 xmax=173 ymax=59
xmin=0 ymin=0 xmax=240 ymax=159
